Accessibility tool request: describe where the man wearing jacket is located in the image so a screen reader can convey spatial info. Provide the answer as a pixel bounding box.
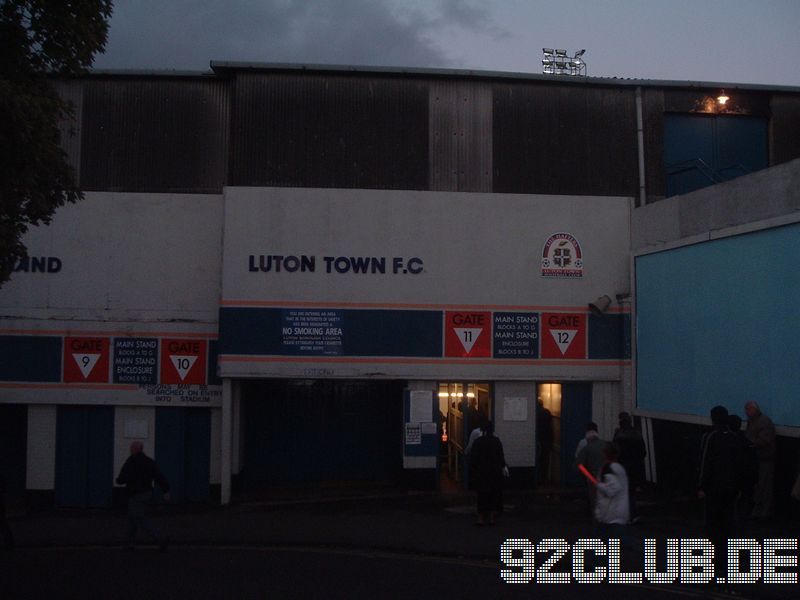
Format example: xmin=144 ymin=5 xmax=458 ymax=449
xmin=116 ymin=440 xmax=170 ymax=550
xmin=698 ymin=406 xmax=747 ymax=561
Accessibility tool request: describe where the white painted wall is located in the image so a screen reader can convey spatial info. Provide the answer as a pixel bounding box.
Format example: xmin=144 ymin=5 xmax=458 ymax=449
xmin=26 ymin=405 xmax=56 ymax=490
xmin=220 ymin=187 xmax=632 ymax=381
xmin=113 ymin=406 xmax=156 ymax=480
xmin=493 ymin=381 xmax=536 ymax=467
xmin=0 ymin=192 xmax=223 ymax=322
xmin=222 ymin=188 xmax=631 ymax=307
xmin=209 ymin=407 xmax=221 ymax=485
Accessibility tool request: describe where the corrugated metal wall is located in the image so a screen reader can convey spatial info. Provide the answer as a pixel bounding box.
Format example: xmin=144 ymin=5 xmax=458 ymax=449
xmin=771 ymin=95 xmax=800 ymax=165
xmin=65 ymin=69 xmax=800 ymax=200
xmin=429 ymin=81 xmax=492 ymax=192
xmin=54 ymin=81 xmax=83 ymax=183
xmin=492 ymin=83 xmax=639 ymax=197
xmin=79 ymin=77 xmax=229 ymax=193
xmin=229 ymin=73 xmax=429 ymax=190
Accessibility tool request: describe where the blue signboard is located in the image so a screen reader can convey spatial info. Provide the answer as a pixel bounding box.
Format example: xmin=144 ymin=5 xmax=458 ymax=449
xmin=281 ymin=309 xmax=343 ymax=356
xmin=493 ymin=312 xmax=539 ymax=359
xmin=113 ymin=337 xmax=158 ymax=384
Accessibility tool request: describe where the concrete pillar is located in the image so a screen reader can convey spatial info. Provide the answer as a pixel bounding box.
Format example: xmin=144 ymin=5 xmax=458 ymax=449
xmin=221 ymin=378 xmax=233 ymax=505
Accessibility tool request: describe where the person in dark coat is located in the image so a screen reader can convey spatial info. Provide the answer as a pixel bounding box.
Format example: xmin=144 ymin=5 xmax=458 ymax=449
xmin=613 ymin=412 xmax=647 ymax=521
xmin=536 ymin=400 xmax=554 ymax=483
xmin=469 ymin=421 xmax=508 ymax=525
xmin=698 ymin=406 xmax=748 ymax=571
xmin=728 ymin=413 xmax=758 ymax=522
xmin=116 ymin=440 xmax=170 ymax=550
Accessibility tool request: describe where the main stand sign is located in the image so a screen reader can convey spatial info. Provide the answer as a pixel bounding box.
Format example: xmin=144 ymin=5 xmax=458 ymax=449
xmin=445 ymin=312 xmax=491 ymax=358
xmin=541 ymin=313 xmax=586 ymax=359
xmin=493 ymin=312 xmax=539 ymax=358
xmin=160 ymin=339 xmax=208 ymax=385
xmin=63 ymin=337 xmax=110 ymax=382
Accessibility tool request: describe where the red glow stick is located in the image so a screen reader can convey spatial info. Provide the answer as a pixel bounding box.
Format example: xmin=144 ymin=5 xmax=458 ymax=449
xmin=578 ymin=464 xmax=598 ymax=485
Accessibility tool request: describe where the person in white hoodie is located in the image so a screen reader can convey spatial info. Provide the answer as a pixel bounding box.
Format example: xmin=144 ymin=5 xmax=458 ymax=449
xmin=594 ymin=442 xmax=631 ymax=538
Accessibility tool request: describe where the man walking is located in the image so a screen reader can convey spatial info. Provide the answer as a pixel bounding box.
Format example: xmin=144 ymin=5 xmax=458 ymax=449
xmin=698 ymin=406 xmax=747 ymax=572
xmin=116 ymin=441 xmax=170 ymax=550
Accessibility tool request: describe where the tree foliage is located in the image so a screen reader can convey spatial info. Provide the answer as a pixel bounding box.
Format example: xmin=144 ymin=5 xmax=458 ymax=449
xmin=0 ymin=0 xmax=113 ymax=285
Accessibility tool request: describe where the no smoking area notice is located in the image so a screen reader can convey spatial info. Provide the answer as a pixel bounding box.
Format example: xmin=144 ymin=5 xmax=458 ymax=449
xmin=63 ymin=337 xmax=110 ymax=382
xmin=541 ymin=313 xmax=586 ymax=359
xmin=160 ymin=339 xmax=207 ymax=385
xmin=445 ymin=312 xmax=491 ymax=358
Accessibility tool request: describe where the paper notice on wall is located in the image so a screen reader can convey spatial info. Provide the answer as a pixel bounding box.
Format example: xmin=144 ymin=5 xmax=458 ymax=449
xmin=421 ymin=422 xmax=438 ymax=435
xmin=503 ymin=397 xmax=528 ymax=421
xmin=409 ymin=390 xmax=432 ymax=424
xmin=405 ymin=423 xmax=422 ymax=445
xmin=124 ymin=419 xmax=149 ymax=439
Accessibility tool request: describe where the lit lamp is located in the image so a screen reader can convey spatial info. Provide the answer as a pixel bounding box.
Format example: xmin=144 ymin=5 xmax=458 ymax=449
xmin=717 ymin=90 xmax=730 ymax=106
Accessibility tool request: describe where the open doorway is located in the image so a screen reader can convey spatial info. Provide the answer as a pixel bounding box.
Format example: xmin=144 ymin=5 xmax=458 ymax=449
xmin=536 ymin=383 xmax=561 ymax=484
xmin=537 ymin=382 xmax=593 ymax=487
xmin=439 ymin=382 xmax=491 ymax=491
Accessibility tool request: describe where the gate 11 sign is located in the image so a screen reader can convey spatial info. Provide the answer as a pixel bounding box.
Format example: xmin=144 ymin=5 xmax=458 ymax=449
xmin=445 ymin=311 xmax=491 ymax=358
xmin=160 ymin=339 xmax=207 ymax=385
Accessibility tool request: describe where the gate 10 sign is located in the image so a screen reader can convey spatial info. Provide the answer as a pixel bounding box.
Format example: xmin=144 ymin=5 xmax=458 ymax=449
xmin=63 ymin=337 xmax=110 ymax=383
xmin=160 ymin=339 xmax=207 ymax=385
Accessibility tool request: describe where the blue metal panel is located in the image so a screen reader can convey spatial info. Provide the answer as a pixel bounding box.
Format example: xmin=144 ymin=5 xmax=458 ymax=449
xmin=184 ymin=409 xmax=211 ymax=502
xmin=55 ymin=407 xmax=88 ymax=507
xmin=716 ymin=116 xmax=768 ymax=181
xmin=156 ymin=408 xmax=211 ymax=504
xmin=636 ymin=222 xmax=800 ymax=426
xmin=207 ymin=340 xmax=221 ymax=385
xmin=219 ymin=307 xmax=442 ymax=357
xmin=0 ymin=336 xmax=62 ymax=382
xmin=85 ymin=408 xmax=114 ymax=507
xmin=559 ymin=383 xmax=593 ymax=486
xmin=242 ymin=380 xmax=403 ymax=487
xmin=664 ymin=114 xmax=715 ymax=196
xmin=155 ymin=408 xmax=186 ymax=503
xmin=56 ymin=406 xmax=113 ymax=507
xmin=588 ymin=314 xmax=630 ymax=359
xmin=0 ymin=405 xmax=28 ymax=494
xmin=664 ymin=114 xmax=768 ymax=197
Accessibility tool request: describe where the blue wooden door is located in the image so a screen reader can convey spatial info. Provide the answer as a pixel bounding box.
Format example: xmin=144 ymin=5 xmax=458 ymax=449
xmin=0 ymin=404 xmax=27 ymax=495
xmin=55 ymin=406 xmax=114 ymax=507
xmin=155 ymin=407 xmax=210 ymax=503
xmin=559 ymin=383 xmax=593 ymax=486
xmin=242 ymin=380 xmax=403 ymax=488
xmin=664 ymin=114 xmax=768 ymax=197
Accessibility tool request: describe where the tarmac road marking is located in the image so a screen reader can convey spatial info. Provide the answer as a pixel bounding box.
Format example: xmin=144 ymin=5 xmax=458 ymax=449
xmin=13 ymin=545 xmax=750 ymax=597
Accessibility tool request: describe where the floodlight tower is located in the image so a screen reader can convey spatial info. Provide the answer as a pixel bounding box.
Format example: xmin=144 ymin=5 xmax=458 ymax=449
xmin=542 ymin=48 xmax=587 ymax=76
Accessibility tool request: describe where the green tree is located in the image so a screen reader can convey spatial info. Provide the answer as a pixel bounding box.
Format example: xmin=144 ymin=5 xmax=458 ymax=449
xmin=0 ymin=0 xmax=113 ymax=285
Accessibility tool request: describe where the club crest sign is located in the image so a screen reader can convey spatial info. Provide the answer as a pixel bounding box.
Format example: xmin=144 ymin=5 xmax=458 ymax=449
xmin=541 ymin=233 xmax=583 ymax=278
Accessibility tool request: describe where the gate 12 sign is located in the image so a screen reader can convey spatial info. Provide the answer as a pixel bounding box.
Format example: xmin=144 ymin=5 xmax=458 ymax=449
xmin=160 ymin=339 xmax=207 ymax=385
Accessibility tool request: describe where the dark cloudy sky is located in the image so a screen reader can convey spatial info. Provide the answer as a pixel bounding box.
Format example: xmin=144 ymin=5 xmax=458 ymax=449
xmin=93 ymin=0 xmax=800 ymax=86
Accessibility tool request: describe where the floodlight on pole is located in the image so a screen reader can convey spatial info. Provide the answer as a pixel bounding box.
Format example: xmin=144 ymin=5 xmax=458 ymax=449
xmin=542 ymin=48 xmax=587 ymax=76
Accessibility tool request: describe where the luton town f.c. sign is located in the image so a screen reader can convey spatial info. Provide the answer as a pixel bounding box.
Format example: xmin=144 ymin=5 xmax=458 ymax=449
xmin=541 ymin=232 xmax=583 ymax=278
